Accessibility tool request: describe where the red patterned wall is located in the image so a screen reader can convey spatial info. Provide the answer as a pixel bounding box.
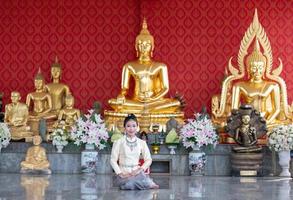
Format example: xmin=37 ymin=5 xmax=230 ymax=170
xmin=1 ymin=0 xmax=293 ymax=118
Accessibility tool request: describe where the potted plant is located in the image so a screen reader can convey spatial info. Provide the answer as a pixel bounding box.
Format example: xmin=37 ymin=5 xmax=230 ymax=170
xmin=51 ymin=128 xmax=69 ymax=153
xmin=0 ymin=123 xmax=11 ymax=152
xmin=268 ymin=125 xmax=293 ymax=177
xmin=180 ymin=113 xmax=218 ymax=175
xmin=70 ymin=109 xmax=109 ymax=173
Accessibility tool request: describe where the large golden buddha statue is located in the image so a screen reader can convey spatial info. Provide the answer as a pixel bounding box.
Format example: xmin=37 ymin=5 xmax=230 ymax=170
xmin=105 ymin=19 xmax=184 ymax=131
xmin=4 ymin=91 xmax=33 ymax=141
xmin=212 ymin=10 xmax=292 ymax=132
xmin=26 ymin=69 xmax=57 ymax=134
xmin=45 ymin=56 xmax=71 ymax=113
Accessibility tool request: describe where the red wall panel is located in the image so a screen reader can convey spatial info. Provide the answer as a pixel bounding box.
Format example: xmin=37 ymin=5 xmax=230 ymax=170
xmin=141 ymin=0 xmax=293 ymax=117
xmin=1 ymin=0 xmax=293 ymax=118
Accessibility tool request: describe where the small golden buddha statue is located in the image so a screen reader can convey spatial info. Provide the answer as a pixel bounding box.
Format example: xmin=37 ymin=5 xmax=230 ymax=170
xmin=212 ymin=10 xmax=292 ymax=133
xmin=105 ymin=18 xmax=184 ymax=131
xmin=20 ymin=135 xmax=51 ymax=174
xmin=54 ymin=94 xmax=80 ymax=130
xmin=4 ymin=91 xmax=33 ymax=141
xmin=45 ymin=56 xmax=71 ymax=113
xmin=26 ymin=69 xmax=57 ymax=134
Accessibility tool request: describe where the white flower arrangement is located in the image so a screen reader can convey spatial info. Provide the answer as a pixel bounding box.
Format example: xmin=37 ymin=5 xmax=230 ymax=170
xmin=0 ymin=123 xmax=11 ymax=148
xmin=268 ymin=125 xmax=293 ymax=152
xmin=52 ymin=128 xmax=69 ymax=147
xmin=70 ymin=109 xmax=109 ymax=150
xmin=180 ymin=113 xmax=218 ymax=150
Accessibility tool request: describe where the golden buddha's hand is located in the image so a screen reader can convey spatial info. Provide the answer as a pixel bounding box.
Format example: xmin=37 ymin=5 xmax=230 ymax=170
xmin=144 ymin=91 xmax=153 ymax=98
xmin=13 ymin=121 xmax=25 ymax=127
xmin=116 ymin=94 xmax=125 ymax=105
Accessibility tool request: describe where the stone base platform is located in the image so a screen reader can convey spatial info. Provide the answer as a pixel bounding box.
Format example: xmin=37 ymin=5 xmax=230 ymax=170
xmin=0 ymin=143 xmax=291 ymax=176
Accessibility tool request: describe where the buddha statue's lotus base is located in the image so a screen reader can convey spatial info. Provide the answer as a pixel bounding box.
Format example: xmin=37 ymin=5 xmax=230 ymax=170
xmin=104 ymin=110 xmax=185 ymax=132
xmin=28 ymin=117 xmax=57 ymax=137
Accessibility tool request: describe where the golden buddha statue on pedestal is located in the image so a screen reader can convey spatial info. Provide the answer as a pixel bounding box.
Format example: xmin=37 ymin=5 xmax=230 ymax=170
xmin=212 ymin=10 xmax=292 ymax=137
xmin=45 ymin=56 xmax=71 ymax=114
xmin=4 ymin=91 xmax=33 ymax=141
xmin=26 ymin=69 xmax=57 ymax=134
xmin=54 ymin=94 xmax=80 ymax=130
xmin=20 ymin=135 xmax=51 ymax=174
xmin=105 ymin=19 xmax=184 ymax=131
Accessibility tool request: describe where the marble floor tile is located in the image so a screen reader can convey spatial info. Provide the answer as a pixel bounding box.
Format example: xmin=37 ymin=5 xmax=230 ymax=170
xmin=0 ymin=174 xmax=292 ymax=200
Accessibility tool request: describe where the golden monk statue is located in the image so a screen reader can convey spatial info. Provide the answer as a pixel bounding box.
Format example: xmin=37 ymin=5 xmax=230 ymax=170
xmin=21 ymin=135 xmax=51 ymax=174
xmin=4 ymin=91 xmax=33 ymax=140
xmin=26 ymin=69 xmax=57 ymax=134
xmin=105 ymin=19 xmax=184 ymax=131
xmin=212 ymin=10 xmax=292 ymax=134
xmin=45 ymin=56 xmax=71 ymax=113
xmin=54 ymin=94 xmax=80 ymax=130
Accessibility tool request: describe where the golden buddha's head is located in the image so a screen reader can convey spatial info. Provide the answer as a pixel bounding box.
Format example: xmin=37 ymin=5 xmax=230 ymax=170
xmin=51 ymin=56 xmax=61 ymax=80
xmin=135 ymin=18 xmax=154 ymax=57
xmin=246 ymin=39 xmax=267 ymax=81
xmin=65 ymin=94 xmax=74 ymax=108
xmin=34 ymin=68 xmax=45 ymax=90
xmin=11 ymin=91 xmax=21 ymax=104
xmin=33 ymin=135 xmax=42 ymax=145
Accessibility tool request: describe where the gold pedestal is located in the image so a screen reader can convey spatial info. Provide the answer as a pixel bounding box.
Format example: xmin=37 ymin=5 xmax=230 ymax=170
xmin=104 ymin=110 xmax=184 ymax=132
xmin=28 ymin=118 xmax=57 ymax=136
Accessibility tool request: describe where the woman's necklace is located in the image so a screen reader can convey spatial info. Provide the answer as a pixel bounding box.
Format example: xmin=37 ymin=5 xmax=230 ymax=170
xmin=125 ymin=136 xmax=138 ymax=151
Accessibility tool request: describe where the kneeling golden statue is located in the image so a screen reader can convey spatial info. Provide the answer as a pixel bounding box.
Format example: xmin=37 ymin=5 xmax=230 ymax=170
xmin=21 ymin=135 xmax=51 ymax=174
xmin=4 ymin=91 xmax=33 ymax=141
xmin=212 ymin=10 xmax=292 ymax=134
xmin=105 ymin=19 xmax=184 ymax=131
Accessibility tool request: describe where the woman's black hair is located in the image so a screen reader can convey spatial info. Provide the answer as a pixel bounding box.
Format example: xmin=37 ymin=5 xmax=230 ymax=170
xmin=123 ymin=113 xmax=138 ymax=127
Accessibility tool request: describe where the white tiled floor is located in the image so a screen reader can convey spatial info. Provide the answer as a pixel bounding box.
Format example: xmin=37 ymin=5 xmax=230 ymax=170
xmin=0 ymin=174 xmax=292 ymax=200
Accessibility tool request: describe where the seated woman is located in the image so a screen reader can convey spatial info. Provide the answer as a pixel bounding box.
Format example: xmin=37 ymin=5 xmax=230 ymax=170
xmin=110 ymin=114 xmax=159 ymax=190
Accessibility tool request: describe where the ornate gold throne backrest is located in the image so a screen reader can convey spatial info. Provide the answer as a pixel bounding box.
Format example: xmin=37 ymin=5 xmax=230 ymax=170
xmin=212 ymin=9 xmax=291 ymax=121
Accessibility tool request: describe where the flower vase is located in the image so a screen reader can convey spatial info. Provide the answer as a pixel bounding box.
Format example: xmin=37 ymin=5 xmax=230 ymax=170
xmin=56 ymin=145 xmax=64 ymax=153
xmin=81 ymin=144 xmax=98 ymax=174
xmin=189 ymin=145 xmax=206 ymax=176
xmin=278 ymin=150 xmax=291 ymax=177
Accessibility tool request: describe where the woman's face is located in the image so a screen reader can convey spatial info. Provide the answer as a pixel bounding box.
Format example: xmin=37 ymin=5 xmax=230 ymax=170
xmin=124 ymin=120 xmax=138 ymax=137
